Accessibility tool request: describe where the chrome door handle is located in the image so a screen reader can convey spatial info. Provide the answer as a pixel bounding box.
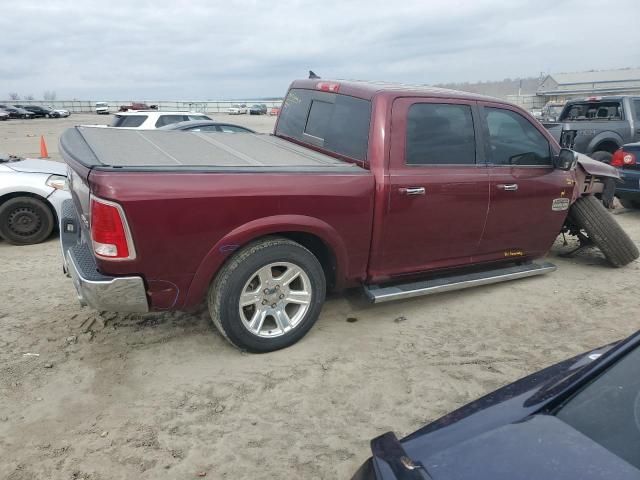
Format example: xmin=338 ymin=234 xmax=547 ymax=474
xmin=399 ymin=187 xmax=426 ymax=196
xmin=497 ymin=183 xmax=518 ymax=191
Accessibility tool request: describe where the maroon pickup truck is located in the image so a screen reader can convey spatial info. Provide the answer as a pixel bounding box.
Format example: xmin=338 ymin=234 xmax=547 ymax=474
xmin=59 ymin=79 xmax=638 ymax=352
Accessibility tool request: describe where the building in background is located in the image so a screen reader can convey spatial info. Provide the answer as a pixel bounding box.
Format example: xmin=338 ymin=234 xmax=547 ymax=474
xmin=537 ymin=68 xmax=640 ymax=103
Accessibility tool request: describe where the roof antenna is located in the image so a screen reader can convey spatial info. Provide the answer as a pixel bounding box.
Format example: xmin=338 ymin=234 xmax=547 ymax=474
xmin=309 ymin=70 xmax=321 ymax=79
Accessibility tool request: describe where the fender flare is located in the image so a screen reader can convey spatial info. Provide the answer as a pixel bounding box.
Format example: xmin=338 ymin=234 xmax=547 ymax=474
xmin=184 ymin=214 xmax=349 ymax=307
xmin=587 ymin=131 xmax=623 ymax=154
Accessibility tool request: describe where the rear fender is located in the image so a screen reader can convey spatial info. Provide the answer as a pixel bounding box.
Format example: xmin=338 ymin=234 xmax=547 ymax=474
xmin=586 ymin=131 xmax=623 ymax=154
xmin=184 ymin=215 xmax=349 ymax=308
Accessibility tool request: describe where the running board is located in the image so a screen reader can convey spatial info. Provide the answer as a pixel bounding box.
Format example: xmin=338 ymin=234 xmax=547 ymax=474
xmin=364 ymin=261 xmax=557 ymax=303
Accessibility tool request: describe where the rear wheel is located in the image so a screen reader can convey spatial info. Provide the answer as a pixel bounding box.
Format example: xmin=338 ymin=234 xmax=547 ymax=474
xmin=568 ymin=195 xmax=639 ymax=267
xmin=0 ymin=196 xmax=54 ymax=245
xmin=208 ymin=237 xmax=326 ymax=352
xmin=590 ymin=151 xmax=613 ymax=164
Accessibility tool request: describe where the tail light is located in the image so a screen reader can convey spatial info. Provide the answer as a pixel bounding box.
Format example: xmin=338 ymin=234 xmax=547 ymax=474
xmin=90 ymin=196 xmax=136 ymax=260
xmin=611 ymin=149 xmax=637 ymax=168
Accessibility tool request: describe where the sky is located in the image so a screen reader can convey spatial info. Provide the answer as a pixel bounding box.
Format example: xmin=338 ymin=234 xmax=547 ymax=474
xmin=1 ymin=0 xmax=639 ymax=100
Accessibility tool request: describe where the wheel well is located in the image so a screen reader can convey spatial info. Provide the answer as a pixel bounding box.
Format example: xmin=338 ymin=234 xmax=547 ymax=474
xmin=0 ymin=192 xmax=58 ymax=228
xmin=275 ymin=232 xmax=337 ymax=290
xmin=593 ymin=141 xmax=619 ymax=154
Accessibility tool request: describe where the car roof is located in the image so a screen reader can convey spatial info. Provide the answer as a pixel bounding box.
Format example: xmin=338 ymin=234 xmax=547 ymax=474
xmin=114 ymin=111 xmax=209 ymax=117
xmin=289 ymin=78 xmax=508 ymax=103
xmin=160 ymin=120 xmax=254 ymax=131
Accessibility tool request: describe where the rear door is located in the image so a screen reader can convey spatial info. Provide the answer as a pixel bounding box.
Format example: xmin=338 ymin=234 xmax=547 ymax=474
xmin=475 ymin=102 xmax=573 ymax=262
xmin=370 ymin=98 xmax=490 ymax=278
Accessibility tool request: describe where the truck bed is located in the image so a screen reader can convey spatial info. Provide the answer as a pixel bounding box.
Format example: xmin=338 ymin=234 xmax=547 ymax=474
xmin=60 ymin=126 xmax=362 ymax=172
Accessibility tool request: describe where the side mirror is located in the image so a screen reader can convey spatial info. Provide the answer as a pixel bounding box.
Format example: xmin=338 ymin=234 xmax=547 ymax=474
xmin=554 ymin=148 xmax=577 ymax=170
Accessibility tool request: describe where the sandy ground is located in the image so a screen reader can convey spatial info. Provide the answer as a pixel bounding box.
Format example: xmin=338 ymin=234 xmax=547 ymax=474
xmin=1 ymin=114 xmax=640 ymax=479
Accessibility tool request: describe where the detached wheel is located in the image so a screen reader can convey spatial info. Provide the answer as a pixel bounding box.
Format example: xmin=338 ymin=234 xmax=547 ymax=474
xmin=568 ymin=195 xmax=639 ymax=267
xmin=208 ymin=237 xmax=326 ymax=353
xmin=590 ymin=151 xmax=613 ymax=164
xmin=0 ymin=196 xmax=54 ymax=245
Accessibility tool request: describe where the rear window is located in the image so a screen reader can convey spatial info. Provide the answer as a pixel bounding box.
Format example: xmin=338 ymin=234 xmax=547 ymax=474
xmin=560 ymin=101 xmax=623 ymax=121
xmin=276 ymin=88 xmax=371 ymax=161
xmin=110 ymin=115 xmax=147 ymax=128
xmin=155 ymin=115 xmax=187 ymax=128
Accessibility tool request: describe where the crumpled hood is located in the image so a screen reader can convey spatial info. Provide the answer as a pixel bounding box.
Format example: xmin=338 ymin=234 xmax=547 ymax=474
xmin=576 ymin=152 xmax=620 ymax=180
xmin=6 ymin=158 xmax=67 ymax=176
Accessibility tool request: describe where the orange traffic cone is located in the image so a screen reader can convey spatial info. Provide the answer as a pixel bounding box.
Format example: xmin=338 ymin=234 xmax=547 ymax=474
xmin=39 ymin=135 xmax=49 ymax=159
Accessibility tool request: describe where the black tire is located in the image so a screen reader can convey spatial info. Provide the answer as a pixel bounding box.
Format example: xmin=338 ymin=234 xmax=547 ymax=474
xmin=208 ymin=236 xmax=326 ymax=353
xmin=0 ymin=196 xmax=54 ymax=245
xmin=618 ymin=197 xmax=640 ymax=209
xmin=590 ymin=151 xmax=613 ymax=164
xmin=568 ymin=195 xmax=639 ymax=267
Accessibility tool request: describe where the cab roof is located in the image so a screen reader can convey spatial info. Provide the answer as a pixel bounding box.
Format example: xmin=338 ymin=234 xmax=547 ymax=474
xmin=289 ymin=78 xmax=509 ymax=104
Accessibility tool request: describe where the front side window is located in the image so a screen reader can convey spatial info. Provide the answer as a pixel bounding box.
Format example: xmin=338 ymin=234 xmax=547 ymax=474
xmin=484 ymin=107 xmax=551 ymax=166
xmin=405 ymin=103 xmax=476 ymax=165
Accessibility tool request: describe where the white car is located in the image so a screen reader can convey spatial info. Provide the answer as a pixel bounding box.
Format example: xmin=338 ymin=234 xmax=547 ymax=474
xmin=47 ymin=106 xmax=70 ymax=117
xmin=95 ymin=102 xmax=110 ymax=115
xmin=108 ymin=111 xmax=212 ymax=129
xmin=0 ymin=154 xmax=70 ymax=245
xmin=227 ymin=104 xmax=248 ymax=115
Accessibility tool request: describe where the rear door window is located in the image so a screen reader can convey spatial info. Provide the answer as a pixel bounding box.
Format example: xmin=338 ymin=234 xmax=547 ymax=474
xmin=110 ymin=115 xmax=147 ymax=127
xmin=276 ymin=88 xmax=371 ymax=161
xmin=405 ymin=103 xmax=476 ymax=165
xmin=484 ymin=107 xmax=551 ymax=166
xmin=155 ymin=115 xmax=188 ymax=128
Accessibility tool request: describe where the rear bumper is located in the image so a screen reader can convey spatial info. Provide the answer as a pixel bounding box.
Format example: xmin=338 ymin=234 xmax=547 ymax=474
xmin=60 ymin=199 xmax=149 ymax=313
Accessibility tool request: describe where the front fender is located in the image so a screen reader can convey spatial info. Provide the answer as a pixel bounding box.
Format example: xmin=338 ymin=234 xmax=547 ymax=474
xmin=576 ymin=153 xmax=620 ymax=180
xmin=586 ymin=131 xmax=623 ymax=154
xmin=184 ymin=214 xmax=349 ymax=308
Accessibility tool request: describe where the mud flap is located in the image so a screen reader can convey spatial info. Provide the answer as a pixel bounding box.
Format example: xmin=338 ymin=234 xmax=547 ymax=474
xmin=601 ymin=177 xmax=616 ymax=209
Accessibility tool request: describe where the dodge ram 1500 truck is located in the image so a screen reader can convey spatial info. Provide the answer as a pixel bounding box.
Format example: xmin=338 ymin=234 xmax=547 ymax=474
xmin=59 ymin=80 xmax=639 ymax=352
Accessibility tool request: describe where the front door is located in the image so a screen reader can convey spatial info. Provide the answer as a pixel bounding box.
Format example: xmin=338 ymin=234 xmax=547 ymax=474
xmin=368 ymin=98 xmax=490 ymax=280
xmin=475 ymin=102 xmax=573 ymax=263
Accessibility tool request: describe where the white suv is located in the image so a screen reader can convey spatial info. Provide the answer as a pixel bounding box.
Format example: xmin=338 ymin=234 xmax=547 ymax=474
xmin=109 ymin=111 xmax=212 ymax=129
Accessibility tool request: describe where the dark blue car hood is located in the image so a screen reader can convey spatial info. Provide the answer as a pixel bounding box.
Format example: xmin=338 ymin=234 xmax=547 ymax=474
xmin=421 ymin=415 xmax=640 ymax=480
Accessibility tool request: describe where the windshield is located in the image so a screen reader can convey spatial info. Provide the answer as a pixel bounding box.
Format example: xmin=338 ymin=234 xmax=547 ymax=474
xmin=557 ymin=345 xmax=640 ymax=470
xmin=559 ymin=101 xmax=623 ymax=121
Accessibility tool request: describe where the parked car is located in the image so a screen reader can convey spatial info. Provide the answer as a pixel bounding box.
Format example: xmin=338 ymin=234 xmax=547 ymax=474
xmin=108 ymin=111 xmax=212 ymax=129
xmin=58 ymin=79 xmax=638 ymax=352
xmin=0 ymin=153 xmax=70 ymax=245
xmin=159 ymin=120 xmax=254 ymax=133
xmin=540 ymin=101 xmax=565 ymax=122
xmin=0 ymin=105 xmax=34 ymax=119
xmin=118 ymin=102 xmax=157 ymax=112
xmin=612 ymin=143 xmax=640 ymax=208
xmin=545 ymin=96 xmax=640 ymax=163
xmin=0 ymin=109 xmax=9 ymax=121
xmin=227 ymin=104 xmax=248 ymax=115
xmin=269 ymin=106 xmax=280 ymax=116
xmin=352 ymin=330 xmax=640 ymax=480
xmin=95 ymin=102 xmax=110 ymax=115
xmin=15 ymin=105 xmax=60 ymax=118
xmin=249 ymin=104 xmax=268 ymax=115
xmin=46 ymin=106 xmax=70 ymax=118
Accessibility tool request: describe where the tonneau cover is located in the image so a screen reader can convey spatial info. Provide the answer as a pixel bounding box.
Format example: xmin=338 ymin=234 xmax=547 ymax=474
xmin=60 ymin=126 xmax=362 ymax=172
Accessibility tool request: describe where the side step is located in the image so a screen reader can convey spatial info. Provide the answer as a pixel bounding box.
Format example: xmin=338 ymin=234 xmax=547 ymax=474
xmin=364 ymin=261 xmax=557 ymax=303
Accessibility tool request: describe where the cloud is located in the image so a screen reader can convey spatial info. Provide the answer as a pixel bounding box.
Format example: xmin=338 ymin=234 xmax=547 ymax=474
xmin=0 ymin=0 xmax=638 ymax=99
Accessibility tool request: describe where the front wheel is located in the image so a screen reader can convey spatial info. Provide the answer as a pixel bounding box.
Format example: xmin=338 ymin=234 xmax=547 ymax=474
xmin=0 ymin=196 xmax=54 ymax=245
xmin=568 ymin=195 xmax=639 ymax=267
xmin=208 ymin=237 xmax=326 ymax=352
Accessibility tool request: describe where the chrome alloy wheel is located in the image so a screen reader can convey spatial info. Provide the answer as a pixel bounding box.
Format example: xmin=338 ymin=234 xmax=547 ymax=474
xmin=238 ymin=262 xmax=312 ymax=338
